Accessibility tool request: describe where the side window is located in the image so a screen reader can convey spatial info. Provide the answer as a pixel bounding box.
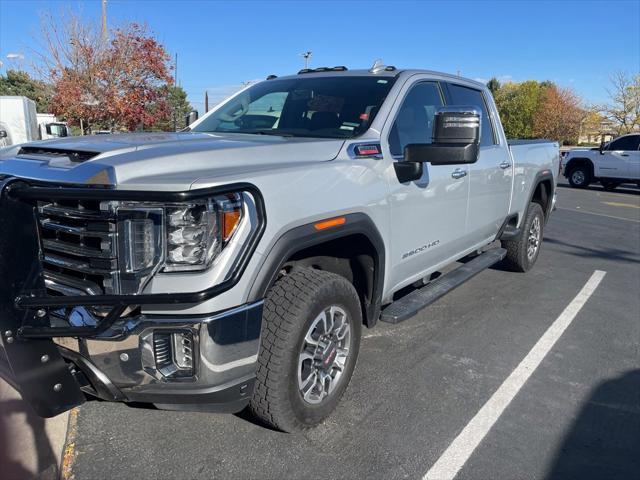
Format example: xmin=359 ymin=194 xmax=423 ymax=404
xmin=608 ymin=135 xmax=640 ymax=151
xmin=389 ymin=82 xmax=444 ymax=157
xmin=447 ymin=83 xmax=496 ymax=147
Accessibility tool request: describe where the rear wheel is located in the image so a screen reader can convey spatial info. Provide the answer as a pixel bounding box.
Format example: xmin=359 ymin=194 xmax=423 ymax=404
xmin=568 ymin=165 xmax=591 ymax=188
xmin=249 ymin=267 xmax=361 ymax=432
xmin=501 ymin=202 xmax=545 ymax=272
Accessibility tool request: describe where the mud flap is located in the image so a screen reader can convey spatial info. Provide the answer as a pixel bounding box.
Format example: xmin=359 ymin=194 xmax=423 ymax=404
xmin=0 ymin=179 xmax=85 ymax=417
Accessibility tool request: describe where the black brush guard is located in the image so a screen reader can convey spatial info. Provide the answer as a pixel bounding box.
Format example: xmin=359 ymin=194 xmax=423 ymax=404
xmin=0 ymin=177 xmax=265 ymax=416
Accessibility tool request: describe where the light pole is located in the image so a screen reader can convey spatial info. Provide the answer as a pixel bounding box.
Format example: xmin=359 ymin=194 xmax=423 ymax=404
xmin=300 ymin=51 xmax=312 ymax=69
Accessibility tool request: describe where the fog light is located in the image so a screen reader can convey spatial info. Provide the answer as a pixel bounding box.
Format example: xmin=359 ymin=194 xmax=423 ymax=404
xmin=172 ymin=331 xmax=193 ymax=370
xmin=153 ymin=330 xmax=195 ymax=378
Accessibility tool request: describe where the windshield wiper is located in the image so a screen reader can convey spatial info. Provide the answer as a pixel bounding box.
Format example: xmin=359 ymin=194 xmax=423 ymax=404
xmin=247 ymin=130 xmax=295 ymax=137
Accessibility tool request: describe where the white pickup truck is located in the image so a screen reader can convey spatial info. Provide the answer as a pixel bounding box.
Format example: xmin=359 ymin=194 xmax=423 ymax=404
xmin=563 ymin=133 xmax=640 ymax=190
xmin=0 ymin=64 xmax=559 ymax=432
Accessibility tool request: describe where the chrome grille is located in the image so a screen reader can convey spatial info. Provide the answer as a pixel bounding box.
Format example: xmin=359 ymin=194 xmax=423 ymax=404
xmin=37 ymin=200 xmax=119 ymax=296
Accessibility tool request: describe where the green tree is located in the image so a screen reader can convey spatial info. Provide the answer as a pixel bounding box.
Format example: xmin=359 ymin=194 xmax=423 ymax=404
xmin=486 ymin=77 xmax=501 ymax=97
xmin=151 ymin=85 xmax=193 ymax=132
xmin=0 ymin=69 xmax=52 ymax=112
xmin=494 ymin=80 xmax=547 ymax=138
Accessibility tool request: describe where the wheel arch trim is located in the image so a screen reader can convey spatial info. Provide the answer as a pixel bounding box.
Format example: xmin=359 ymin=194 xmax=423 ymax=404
xmin=526 ymin=170 xmax=556 ymax=223
xmin=564 ymin=157 xmax=594 ymax=177
xmin=247 ymin=213 xmax=386 ymax=327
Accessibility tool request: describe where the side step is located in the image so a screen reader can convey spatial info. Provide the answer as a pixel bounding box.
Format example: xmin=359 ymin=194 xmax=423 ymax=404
xmin=380 ymin=248 xmax=507 ymax=324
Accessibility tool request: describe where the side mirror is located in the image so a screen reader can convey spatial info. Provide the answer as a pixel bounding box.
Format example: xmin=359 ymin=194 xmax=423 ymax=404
xmin=599 ymin=139 xmax=606 ymax=154
xmin=185 ymin=110 xmax=199 ymax=127
xmin=404 ymin=107 xmax=481 ymax=166
xmin=0 ymin=130 xmax=7 ymax=138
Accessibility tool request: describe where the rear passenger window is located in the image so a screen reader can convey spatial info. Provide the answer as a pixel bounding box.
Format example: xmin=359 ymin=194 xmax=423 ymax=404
xmin=447 ymin=84 xmax=496 ymax=147
xmin=389 ymin=82 xmax=444 ymax=157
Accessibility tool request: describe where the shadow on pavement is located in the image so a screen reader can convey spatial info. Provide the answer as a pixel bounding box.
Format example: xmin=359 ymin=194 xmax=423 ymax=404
xmin=544 ymin=237 xmax=639 ymax=264
xmin=0 ymin=397 xmax=59 ymax=480
xmin=545 ymin=370 xmax=640 ymax=480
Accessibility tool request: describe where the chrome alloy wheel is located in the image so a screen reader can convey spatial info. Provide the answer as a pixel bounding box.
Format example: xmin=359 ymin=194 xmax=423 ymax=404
xmin=527 ymin=216 xmax=541 ymax=260
xmin=297 ymin=306 xmax=351 ymax=405
xmin=571 ymin=170 xmax=585 ymax=185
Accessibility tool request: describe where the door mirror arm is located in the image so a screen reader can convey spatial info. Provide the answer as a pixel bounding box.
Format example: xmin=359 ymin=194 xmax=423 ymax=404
xmin=599 ymin=140 xmax=606 ymax=154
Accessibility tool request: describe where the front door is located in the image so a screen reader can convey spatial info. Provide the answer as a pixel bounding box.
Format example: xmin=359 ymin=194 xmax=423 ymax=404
xmin=383 ymin=79 xmax=470 ymax=293
xmin=445 ymin=83 xmax=512 ymax=242
xmin=597 ymin=135 xmax=640 ymax=179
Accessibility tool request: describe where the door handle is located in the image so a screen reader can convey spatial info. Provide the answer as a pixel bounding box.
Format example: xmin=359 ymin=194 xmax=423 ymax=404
xmin=451 ymin=168 xmax=467 ymax=179
xmin=499 ymin=161 xmax=511 ymax=169
xmin=621 ymin=154 xmax=629 ymax=157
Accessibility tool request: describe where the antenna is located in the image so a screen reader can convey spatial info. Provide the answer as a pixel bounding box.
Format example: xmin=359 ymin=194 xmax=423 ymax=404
xmin=300 ymin=51 xmax=312 ymax=69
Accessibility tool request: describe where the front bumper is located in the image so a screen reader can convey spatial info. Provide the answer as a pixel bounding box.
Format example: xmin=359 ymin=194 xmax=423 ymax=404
xmin=67 ymin=301 xmax=262 ymax=413
xmin=1 ymin=301 xmax=263 ymax=414
xmin=0 ymin=177 xmax=266 ymax=416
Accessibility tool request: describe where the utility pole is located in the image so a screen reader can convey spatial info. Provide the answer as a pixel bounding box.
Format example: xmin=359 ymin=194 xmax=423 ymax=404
xmin=172 ymin=53 xmax=179 ymax=131
xmin=174 ymin=53 xmax=178 ymax=86
xmin=101 ymin=0 xmax=108 ymax=45
xmin=300 ymin=51 xmax=312 ymax=69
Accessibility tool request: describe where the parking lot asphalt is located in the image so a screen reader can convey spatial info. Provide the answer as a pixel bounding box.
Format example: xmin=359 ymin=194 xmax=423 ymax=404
xmin=62 ymin=183 xmax=640 ymax=480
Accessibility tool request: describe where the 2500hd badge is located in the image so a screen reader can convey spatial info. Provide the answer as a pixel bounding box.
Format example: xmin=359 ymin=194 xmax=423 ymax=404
xmin=403 ymin=240 xmax=441 ymax=260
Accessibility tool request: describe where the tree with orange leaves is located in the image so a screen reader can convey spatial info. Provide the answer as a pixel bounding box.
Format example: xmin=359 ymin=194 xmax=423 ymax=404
xmin=532 ymin=84 xmax=585 ymax=145
xmin=36 ymin=11 xmax=173 ymax=132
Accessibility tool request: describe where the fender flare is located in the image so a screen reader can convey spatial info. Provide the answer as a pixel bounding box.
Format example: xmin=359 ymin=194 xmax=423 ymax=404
xmin=526 ymin=169 xmax=556 ymax=222
xmin=247 ymin=212 xmax=386 ymax=327
xmin=564 ymin=157 xmax=594 ymax=178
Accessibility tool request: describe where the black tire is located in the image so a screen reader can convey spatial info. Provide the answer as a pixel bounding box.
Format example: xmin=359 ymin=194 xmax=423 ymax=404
xmin=501 ymin=202 xmax=545 ymax=272
xmin=249 ymin=267 xmax=362 ymax=432
xmin=567 ymin=165 xmax=591 ymax=188
xmin=601 ymin=180 xmax=621 ymax=191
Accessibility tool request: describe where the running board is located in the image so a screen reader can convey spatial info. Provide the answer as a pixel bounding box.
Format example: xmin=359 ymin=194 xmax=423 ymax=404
xmin=380 ymin=248 xmax=507 ymax=324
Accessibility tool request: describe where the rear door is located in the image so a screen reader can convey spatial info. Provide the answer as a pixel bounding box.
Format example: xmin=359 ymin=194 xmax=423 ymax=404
xmin=444 ymin=82 xmax=512 ymax=242
xmin=382 ymin=78 xmax=470 ymax=292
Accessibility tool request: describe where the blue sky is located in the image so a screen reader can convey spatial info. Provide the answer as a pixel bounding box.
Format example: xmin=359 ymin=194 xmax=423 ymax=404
xmin=1 ymin=0 xmax=638 ymax=112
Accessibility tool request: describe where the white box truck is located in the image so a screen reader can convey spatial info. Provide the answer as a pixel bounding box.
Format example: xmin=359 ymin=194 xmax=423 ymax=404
xmin=0 ymin=96 xmax=70 ymax=147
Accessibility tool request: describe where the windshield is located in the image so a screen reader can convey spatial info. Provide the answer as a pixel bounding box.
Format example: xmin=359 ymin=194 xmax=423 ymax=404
xmin=192 ymin=76 xmax=396 ymax=139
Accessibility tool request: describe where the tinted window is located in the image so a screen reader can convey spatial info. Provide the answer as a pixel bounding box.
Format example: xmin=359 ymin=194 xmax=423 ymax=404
xmin=389 ymin=82 xmax=444 ymax=156
xmin=608 ymin=135 xmax=640 ymax=151
xmin=192 ymin=76 xmax=395 ymax=139
xmin=447 ymin=84 xmax=495 ymax=146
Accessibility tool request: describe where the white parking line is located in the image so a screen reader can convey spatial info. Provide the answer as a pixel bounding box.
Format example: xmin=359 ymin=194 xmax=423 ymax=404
xmin=423 ymin=270 xmax=607 ymax=480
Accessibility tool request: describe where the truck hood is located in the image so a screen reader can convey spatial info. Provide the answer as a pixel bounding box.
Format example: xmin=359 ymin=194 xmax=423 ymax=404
xmin=0 ymin=132 xmax=346 ymax=190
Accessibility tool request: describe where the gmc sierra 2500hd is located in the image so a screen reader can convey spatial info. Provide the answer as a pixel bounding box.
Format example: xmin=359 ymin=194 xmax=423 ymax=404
xmin=0 ymin=63 xmax=559 ymax=432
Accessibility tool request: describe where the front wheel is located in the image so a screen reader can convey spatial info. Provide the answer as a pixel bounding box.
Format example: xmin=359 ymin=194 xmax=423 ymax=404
xmin=568 ymin=166 xmax=591 ymax=188
xmin=249 ymin=267 xmax=362 ymax=432
xmin=501 ymin=202 xmax=545 ymax=272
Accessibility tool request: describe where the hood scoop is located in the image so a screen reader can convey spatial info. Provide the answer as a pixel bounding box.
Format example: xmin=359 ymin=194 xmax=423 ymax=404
xmin=18 ymin=146 xmax=100 ymax=165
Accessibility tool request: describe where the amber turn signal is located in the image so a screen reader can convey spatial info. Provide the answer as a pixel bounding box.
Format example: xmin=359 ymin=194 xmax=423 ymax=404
xmin=314 ymin=216 xmax=346 ymax=231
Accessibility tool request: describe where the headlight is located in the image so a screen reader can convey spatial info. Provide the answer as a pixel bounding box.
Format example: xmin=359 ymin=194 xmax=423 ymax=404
xmin=102 ymin=191 xmax=249 ymax=295
xmin=163 ymin=193 xmax=243 ymax=272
